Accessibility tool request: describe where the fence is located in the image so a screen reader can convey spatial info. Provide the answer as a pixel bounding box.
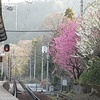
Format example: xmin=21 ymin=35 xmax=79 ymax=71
xmin=72 ymin=83 xmax=100 ymax=98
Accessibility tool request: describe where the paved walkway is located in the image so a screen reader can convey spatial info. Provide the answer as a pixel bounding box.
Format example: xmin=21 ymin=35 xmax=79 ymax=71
xmin=0 ymin=81 xmax=19 ymax=100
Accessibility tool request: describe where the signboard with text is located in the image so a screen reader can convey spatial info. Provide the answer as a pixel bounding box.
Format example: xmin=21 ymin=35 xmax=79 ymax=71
xmin=62 ymin=79 xmax=68 ymax=86
xmin=42 ymin=45 xmax=48 ymax=53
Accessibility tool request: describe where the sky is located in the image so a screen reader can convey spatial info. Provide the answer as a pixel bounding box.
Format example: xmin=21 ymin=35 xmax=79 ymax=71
xmin=2 ymin=0 xmax=94 ymax=43
xmin=2 ymin=0 xmax=44 ymax=3
xmin=2 ymin=0 xmax=32 ymax=3
xmin=2 ymin=0 xmax=93 ymax=14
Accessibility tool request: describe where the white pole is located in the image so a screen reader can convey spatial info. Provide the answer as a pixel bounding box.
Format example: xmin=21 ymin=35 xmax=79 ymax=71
xmin=8 ymin=54 xmax=10 ymax=79
xmin=30 ymin=55 xmax=32 ymax=80
xmin=34 ymin=45 xmax=36 ymax=79
xmin=11 ymin=50 xmax=14 ymax=78
xmin=41 ymin=45 xmax=48 ymax=81
xmin=41 ymin=42 xmax=44 ymax=81
xmin=41 ymin=51 xmax=43 ymax=81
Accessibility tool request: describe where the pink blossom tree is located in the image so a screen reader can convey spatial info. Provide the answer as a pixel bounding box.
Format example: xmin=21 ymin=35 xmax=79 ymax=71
xmin=49 ymin=21 xmax=83 ymax=79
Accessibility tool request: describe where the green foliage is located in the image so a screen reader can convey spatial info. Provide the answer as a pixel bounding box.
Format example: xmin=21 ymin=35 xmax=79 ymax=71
xmin=52 ymin=76 xmax=61 ymax=87
xmin=48 ymin=56 xmax=55 ymax=81
xmin=80 ymin=57 xmax=100 ymax=85
xmin=64 ymin=8 xmax=75 ymax=19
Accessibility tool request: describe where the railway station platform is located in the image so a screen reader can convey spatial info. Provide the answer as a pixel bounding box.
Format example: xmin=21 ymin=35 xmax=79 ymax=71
xmin=0 ymin=81 xmax=19 ymax=100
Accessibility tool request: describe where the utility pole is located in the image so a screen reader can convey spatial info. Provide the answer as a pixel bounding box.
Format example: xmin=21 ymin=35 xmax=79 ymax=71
xmin=9 ymin=57 xmax=12 ymax=81
xmin=81 ymin=0 xmax=83 ymax=15
xmin=8 ymin=54 xmax=10 ymax=78
xmin=11 ymin=50 xmax=14 ymax=77
xmin=34 ymin=45 xmax=36 ymax=79
xmin=41 ymin=54 xmax=43 ymax=81
xmin=30 ymin=55 xmax=32 ymax=80
xmin=41 ymin=45 xmax=48 ymax=81
xmin=46 ymin=42 xmax=49 ymax=92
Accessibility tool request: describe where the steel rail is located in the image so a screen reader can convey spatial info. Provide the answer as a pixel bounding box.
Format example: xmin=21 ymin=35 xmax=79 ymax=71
xmin=58 ymin=93 xmax=72 ymax=100
xmin=18 ymin=80 xmax=40 ymax=100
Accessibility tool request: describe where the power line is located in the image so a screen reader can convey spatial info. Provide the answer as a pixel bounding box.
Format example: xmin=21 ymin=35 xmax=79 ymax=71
xmin=6 ymin=29 xmax=57 ymax=33
xmin=71 ymin=0 xmax=80 ymax=16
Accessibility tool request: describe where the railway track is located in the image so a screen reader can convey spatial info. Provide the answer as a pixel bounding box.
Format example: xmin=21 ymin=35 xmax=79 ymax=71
xmin=10 ymin=79 xmax=40 ymax=100
xmin=58 ymin=93 xmax=72 ymax=100
xmin=18 ymin=80 xmax=40 ymax=100
xmin=9 ymin=79 xmax=72 ymax=100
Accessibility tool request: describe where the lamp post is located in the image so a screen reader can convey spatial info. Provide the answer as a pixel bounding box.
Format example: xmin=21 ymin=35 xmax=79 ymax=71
xmin=41 ymin=45 xmax=48 ymax=81
xmin=41 ymin=48 xmax=44 ymax=81
xmin=42 ymin=43 xmax=49 ymax=92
